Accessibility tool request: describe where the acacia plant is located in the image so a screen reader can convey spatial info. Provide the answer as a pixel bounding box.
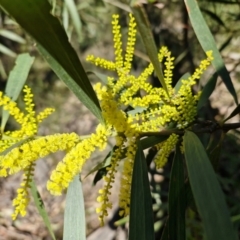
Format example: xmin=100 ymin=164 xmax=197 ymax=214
xmin=0 ymin=0 xmax=239 ymax=240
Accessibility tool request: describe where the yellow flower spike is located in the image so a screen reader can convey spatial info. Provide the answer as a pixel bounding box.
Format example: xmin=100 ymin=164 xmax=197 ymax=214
xmin=154 ymin=134 xmax=179 ymax=169
xmin=112 ymin=14 xmax=123 ymax=72
xmin=12 ymin=162 xmax=35 ymax=220
xmin=47 ymin=124 xmax=110 ymax=195
xmin=124 ymin=14 xmax=137 ymax=73
xmin=86 ymin=55 xmax=116 ymax=71
xmin=0 ymin=95 xmax=25 ymax=125
xmin=96 ymin=140 xmax=124 ymax=226
xmin=85 ymin=14 xmax=213 ymax=224
xmin=184 ymin=50 xmax=213 ymax=86
xmin=21 ymin=86 xmax=38 ymax=136
xmin=163 ymin=51 xmax=175 ymax=91
xmin=119 ymin=137 xmax=138 ymax=216
xmin=36 ymin=108 xmax=55 ymax=123
xmin=0 ymin=133 xmax=80 ymax=176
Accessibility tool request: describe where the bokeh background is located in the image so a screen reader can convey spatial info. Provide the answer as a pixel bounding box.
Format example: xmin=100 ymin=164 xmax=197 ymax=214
xmin=0 ymin=0 xmax=240 ymax=239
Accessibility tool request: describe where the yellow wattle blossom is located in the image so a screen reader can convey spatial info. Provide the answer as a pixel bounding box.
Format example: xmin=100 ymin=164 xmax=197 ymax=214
xmin=154 ymin=133 xmax=179 ymax=168
xmin=47 ymin=124 xmax=110 ymax=195
xmin=11 ymin=162 xmax=35 ymax=220
xmin=0 ymin=13 xmax=213 ymax=225
xmin=86 ymin=13 xmax=213 ymax=224
xmin=0 ymin=86 xmax=92 ymax=219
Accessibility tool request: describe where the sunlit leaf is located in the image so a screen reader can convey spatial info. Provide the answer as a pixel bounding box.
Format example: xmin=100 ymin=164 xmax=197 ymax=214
xmin=63 ymin=175 xmax=86 ymax=240
xmin=1 ymin=53 xmax=34 ymax=130
xmin=65 ymin=0 xmax=82 ymax=42
xmin=87 ymin=71 xmax=108 ymax=85
xmin=30 ymin=180 xmax=56 ymax=240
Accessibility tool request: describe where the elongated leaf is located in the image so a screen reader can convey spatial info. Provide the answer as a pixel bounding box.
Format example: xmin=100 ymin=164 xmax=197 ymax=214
xmin=174 ymin=73 xmax=191 ymax=93
xmin=91 ymin=136 xmax=169 ymax=185
xmin=224 ymin=104 xmax=240 ymax=122
xmin=130 ymin=4 xmax=168 ymax=95
xmin=168 ymin=145 xmax=185 ymax=240
xmin=219 ymin=35 xmax=233 ymax=52
xmin=37 ymin=45 xmax=102 ymax=122
xmin=183 ymin=131 xmax=238 ymax=240
xmin=197 ymin=72 xmax=218 ymax=111
xmin=87 ymin=71 xmax=108 ymax=85
xmin=63 ymin=175 xmax=86 ymax=240
xmin=91 ymin=147 xmax=117 ymax=185
xmin=129 ymin=141 xmax=154 ymax=240
xmin=141 ymin=135 xmax=169 ymax=149
xmin=0 ymin=29 xmax=26 ymax=43
xmin=200 ymin=8 xmax=226 ymax=28
xmin=0 ymin=43 xmax=16 ymax=57
xmin=30 ymin=180 xmax=56 ymax=240
xmin=185 ymin=0 xmax=238 ymax=104
xmin=0 ymin=0 xmax=103 ymax=122
xmin=1 ymin=53 xmax=34 ymax=130
xmin=65 ymin=0 xmax=82 ymax=42
xmin=160 ymin=220 xmax=169 ymax=240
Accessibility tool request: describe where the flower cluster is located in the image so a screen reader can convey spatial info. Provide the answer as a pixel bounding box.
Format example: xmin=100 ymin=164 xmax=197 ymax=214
xmin=86 ymin=14 xmax=213 ymax=224
xmin=0 ymin=13 xmax=212 ymax=224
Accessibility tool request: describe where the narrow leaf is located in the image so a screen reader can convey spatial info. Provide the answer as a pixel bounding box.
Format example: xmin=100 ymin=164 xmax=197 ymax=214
xmin=200 ymin=8 xmax=226 ymax=28
xmin=168 ymin=145 xmax=185 ymax=240
xmin=219 ymin=35 xmax=233 ymax=52
xmin=141 ymin=135 xmax=169 ymax=149
xmin=0 ymin=0 xmax=103 ymax=122
xmin=160 ymin=220 xmax=169 ymax=240
xmin=91 ymin=148 xmax=116 ymax=185
xmin=30 ymin=180 xmax=56 ymax=240
xmin=185 ymin=0 xmax=238 ymax=104
xmin=130 ymin=4 xmax=168 ymax=95
xmin=91 ymin=135 xmax=169 ymax=184
xmin=1 ymin=53 xmax=34 ymax=130
xmin=37 ymin=45 xmax=102 ymax=122
xmin=0 ymin=29 xmax=26 ymax=43
xmin=65 ymin=0 xmax=82 ymax=42
xmin=87 ymin=71 xmax=108 ymax=85
xmin=85 ymin=153 xmax=111 ymax=180
xmin=174 ymin=73 xmax=191 ymax=93
xmin=0 ymin=43 xmax=16 ymax=57
xmin=63 ymin=175 xmax=86 ymax=240
xmin=129 ymin=141 xmax=154 ymax=240
xmin=197 ymin=72 xmax=218 ymax=111
xmin=224 ymin=104 xmax=240 ymax=122
xmin=183 ymin=131 xmax=238 ymax=240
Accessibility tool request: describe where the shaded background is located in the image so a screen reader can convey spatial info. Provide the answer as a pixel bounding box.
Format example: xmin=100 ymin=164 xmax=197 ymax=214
xmin=0 ymin=0 xmax=240 ymax=239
